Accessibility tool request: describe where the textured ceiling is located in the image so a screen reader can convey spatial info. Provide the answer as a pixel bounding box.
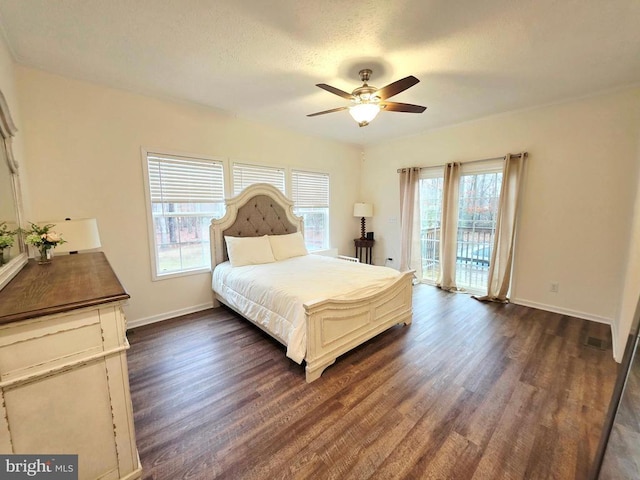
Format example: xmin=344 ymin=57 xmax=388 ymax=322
xmin=0 ymin=0 xmax=639 ymax=146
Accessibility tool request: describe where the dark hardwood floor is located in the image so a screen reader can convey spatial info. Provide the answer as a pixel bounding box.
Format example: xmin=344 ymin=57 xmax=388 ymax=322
xmin=127 ymin=284 xmax=617 ymax=480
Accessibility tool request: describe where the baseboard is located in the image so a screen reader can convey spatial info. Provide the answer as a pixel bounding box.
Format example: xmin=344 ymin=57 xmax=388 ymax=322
xmin=510 ymin=297 xmax=612 ymax=325
xmin=127 ymin=302 xmax=214 ymax=330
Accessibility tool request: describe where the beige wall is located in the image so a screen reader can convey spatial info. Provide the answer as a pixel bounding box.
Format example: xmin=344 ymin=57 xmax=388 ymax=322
xmin=362 ymin=88 xmax=640 ymax=354
xmin=16 ymin=66 xmax=361 ymax=325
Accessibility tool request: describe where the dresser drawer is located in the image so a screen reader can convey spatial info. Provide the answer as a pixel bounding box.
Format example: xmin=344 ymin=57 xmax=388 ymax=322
xmin=0 ymin=304 xmax=126 ymax=385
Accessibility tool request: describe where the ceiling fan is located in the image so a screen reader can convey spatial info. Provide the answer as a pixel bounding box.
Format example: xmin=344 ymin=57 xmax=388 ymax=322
xmin=307 ymin=69 xmax=427 ymax=127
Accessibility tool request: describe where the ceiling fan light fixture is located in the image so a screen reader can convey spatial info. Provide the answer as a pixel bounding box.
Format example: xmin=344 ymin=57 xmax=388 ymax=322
xmin=349 ymin=103 xmax=380 ymax=127
xmin=308 ymin=69 xmax=425 ymax=124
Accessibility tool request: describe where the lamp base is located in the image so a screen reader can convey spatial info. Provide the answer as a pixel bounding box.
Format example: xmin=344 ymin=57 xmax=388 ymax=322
xmin=360 ymin=217 xmax=366 ymax=240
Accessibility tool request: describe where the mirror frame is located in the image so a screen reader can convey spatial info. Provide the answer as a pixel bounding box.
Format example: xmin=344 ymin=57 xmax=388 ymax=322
xmin=0 ymin=88 xmax=26 ymax=290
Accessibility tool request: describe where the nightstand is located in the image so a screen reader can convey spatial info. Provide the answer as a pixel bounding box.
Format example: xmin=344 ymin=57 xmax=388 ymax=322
xmin=354 ymin=238 xmax=375 ymax=264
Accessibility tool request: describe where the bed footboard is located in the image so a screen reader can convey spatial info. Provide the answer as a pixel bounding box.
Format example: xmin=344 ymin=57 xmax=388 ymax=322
xmin=303 ymin=271 xmax=413 ymax=382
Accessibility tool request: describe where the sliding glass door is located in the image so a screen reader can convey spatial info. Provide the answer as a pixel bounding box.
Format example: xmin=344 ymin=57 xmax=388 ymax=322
xmin=418 ymin=161 xmax=503 ymax=294
xmin=455 ymin=168 xmax=502 ymax=292
xmin=419 ymin=169 xmax=443 ymax=283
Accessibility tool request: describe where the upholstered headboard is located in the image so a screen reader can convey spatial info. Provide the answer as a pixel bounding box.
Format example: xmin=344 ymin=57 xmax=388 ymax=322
xmin=210 ymin=183 xmax=304 ymax=269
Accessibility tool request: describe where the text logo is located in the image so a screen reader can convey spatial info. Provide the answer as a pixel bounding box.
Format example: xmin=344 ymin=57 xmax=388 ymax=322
xmin=0 ymin=455 xmax=78 ymax=479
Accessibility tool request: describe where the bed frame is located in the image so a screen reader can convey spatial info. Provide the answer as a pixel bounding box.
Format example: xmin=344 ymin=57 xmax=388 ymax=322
xmin=210 ymin=183 xmax=413 ymax=382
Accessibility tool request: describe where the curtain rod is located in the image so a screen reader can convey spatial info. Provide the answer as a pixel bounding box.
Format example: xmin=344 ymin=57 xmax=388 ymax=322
xmin=396 ymin=152 xmax=527 ymax=173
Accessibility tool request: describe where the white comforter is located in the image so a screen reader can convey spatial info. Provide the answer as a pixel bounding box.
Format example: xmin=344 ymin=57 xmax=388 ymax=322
xmin=212 ymin=255 xmax=401 ymax=363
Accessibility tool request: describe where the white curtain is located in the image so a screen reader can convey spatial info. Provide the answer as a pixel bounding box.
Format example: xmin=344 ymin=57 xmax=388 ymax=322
xmin=437 ymin=162 xmax=461 ymax=291
xmin=475 ymin=153 xmax=527 ymax=302
xmin=399 ymin=168 xmax=422 ymax=279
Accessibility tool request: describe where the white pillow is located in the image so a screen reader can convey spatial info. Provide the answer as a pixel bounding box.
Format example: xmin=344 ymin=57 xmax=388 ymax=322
xmin=225 ymin=235 xmax=276 ymax=267
xmin=269 ymin=232 xmax=308 ymax=261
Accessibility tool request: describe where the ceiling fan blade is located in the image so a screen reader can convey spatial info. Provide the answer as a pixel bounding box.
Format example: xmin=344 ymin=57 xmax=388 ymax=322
xmin=381 ymin=102 xmax=427 ymax=113
xmin=307 ymin=106 xmax=349 ymax=117
xmin=376 ymin=76 xmax=420 ymax=100
xmin=316 ymin=83 xmax=353 ymax=100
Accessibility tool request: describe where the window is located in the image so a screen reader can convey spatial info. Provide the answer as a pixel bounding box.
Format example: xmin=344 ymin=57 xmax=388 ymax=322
xmin=232 ymin=162 xmax=285 ymax=195
xmin=418 ymin=161 xmax=503 ymax=293
xmin=144 ymin=151 xmax=225 ymax=279
xmin=291 ymin=170 xmax=329 ymax=251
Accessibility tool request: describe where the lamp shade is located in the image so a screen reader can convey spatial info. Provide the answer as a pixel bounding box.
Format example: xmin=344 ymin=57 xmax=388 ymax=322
xmin=353 ymin=203 xmax=373 ymax=218
xmin=53 ymin=218 xmax=102 ymax=253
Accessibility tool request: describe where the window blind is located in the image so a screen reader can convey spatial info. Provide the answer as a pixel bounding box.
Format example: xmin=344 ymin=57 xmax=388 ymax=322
xmin=233 ymin=163 xmax=286 ymax=195
xmin=291 ymin=170 xmax=329 ymax=207
xmin=148 ymin=154 xmax=225 ymax=203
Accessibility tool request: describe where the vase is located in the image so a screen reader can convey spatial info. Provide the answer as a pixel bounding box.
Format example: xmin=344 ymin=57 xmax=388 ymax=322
xmin=38 ymin=246 xmax=53 ymax=265
xmin=0 ymin=247 xmax=5 ymax=265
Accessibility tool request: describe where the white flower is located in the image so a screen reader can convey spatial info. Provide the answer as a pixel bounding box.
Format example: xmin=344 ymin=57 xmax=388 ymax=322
xmin=24 ymin=222 xmax=66 ymax=247
xmin=45 ymin=232 xmax=61 ymax=243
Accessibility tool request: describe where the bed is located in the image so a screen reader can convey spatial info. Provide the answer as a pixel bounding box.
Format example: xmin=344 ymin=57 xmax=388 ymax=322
xmin=209 ymin=183 xmax=413 ymax=382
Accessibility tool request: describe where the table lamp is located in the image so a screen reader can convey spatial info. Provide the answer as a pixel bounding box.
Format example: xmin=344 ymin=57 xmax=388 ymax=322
xmin=54 ymin=218 xmax=102 ymax=254
xmin=353 ymin=203 xmax=373 ymax=240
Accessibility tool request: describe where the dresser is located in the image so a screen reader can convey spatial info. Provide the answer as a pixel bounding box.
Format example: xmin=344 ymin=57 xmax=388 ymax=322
xmin=0 ymin=252 xmax=141 ymax=480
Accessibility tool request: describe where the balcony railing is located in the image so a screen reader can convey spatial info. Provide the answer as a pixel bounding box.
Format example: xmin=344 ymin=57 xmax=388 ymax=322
xmin=420 ymin=227 xmax=494 ymax=290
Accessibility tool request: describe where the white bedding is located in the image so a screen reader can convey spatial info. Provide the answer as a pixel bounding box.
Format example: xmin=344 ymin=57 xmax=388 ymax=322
xmin=211 ymin=254 xmax=401 ymax=363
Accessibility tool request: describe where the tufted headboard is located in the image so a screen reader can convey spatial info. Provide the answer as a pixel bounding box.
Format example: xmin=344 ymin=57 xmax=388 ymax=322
xmin=210 ymin=183 xmax=304 ymax=269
